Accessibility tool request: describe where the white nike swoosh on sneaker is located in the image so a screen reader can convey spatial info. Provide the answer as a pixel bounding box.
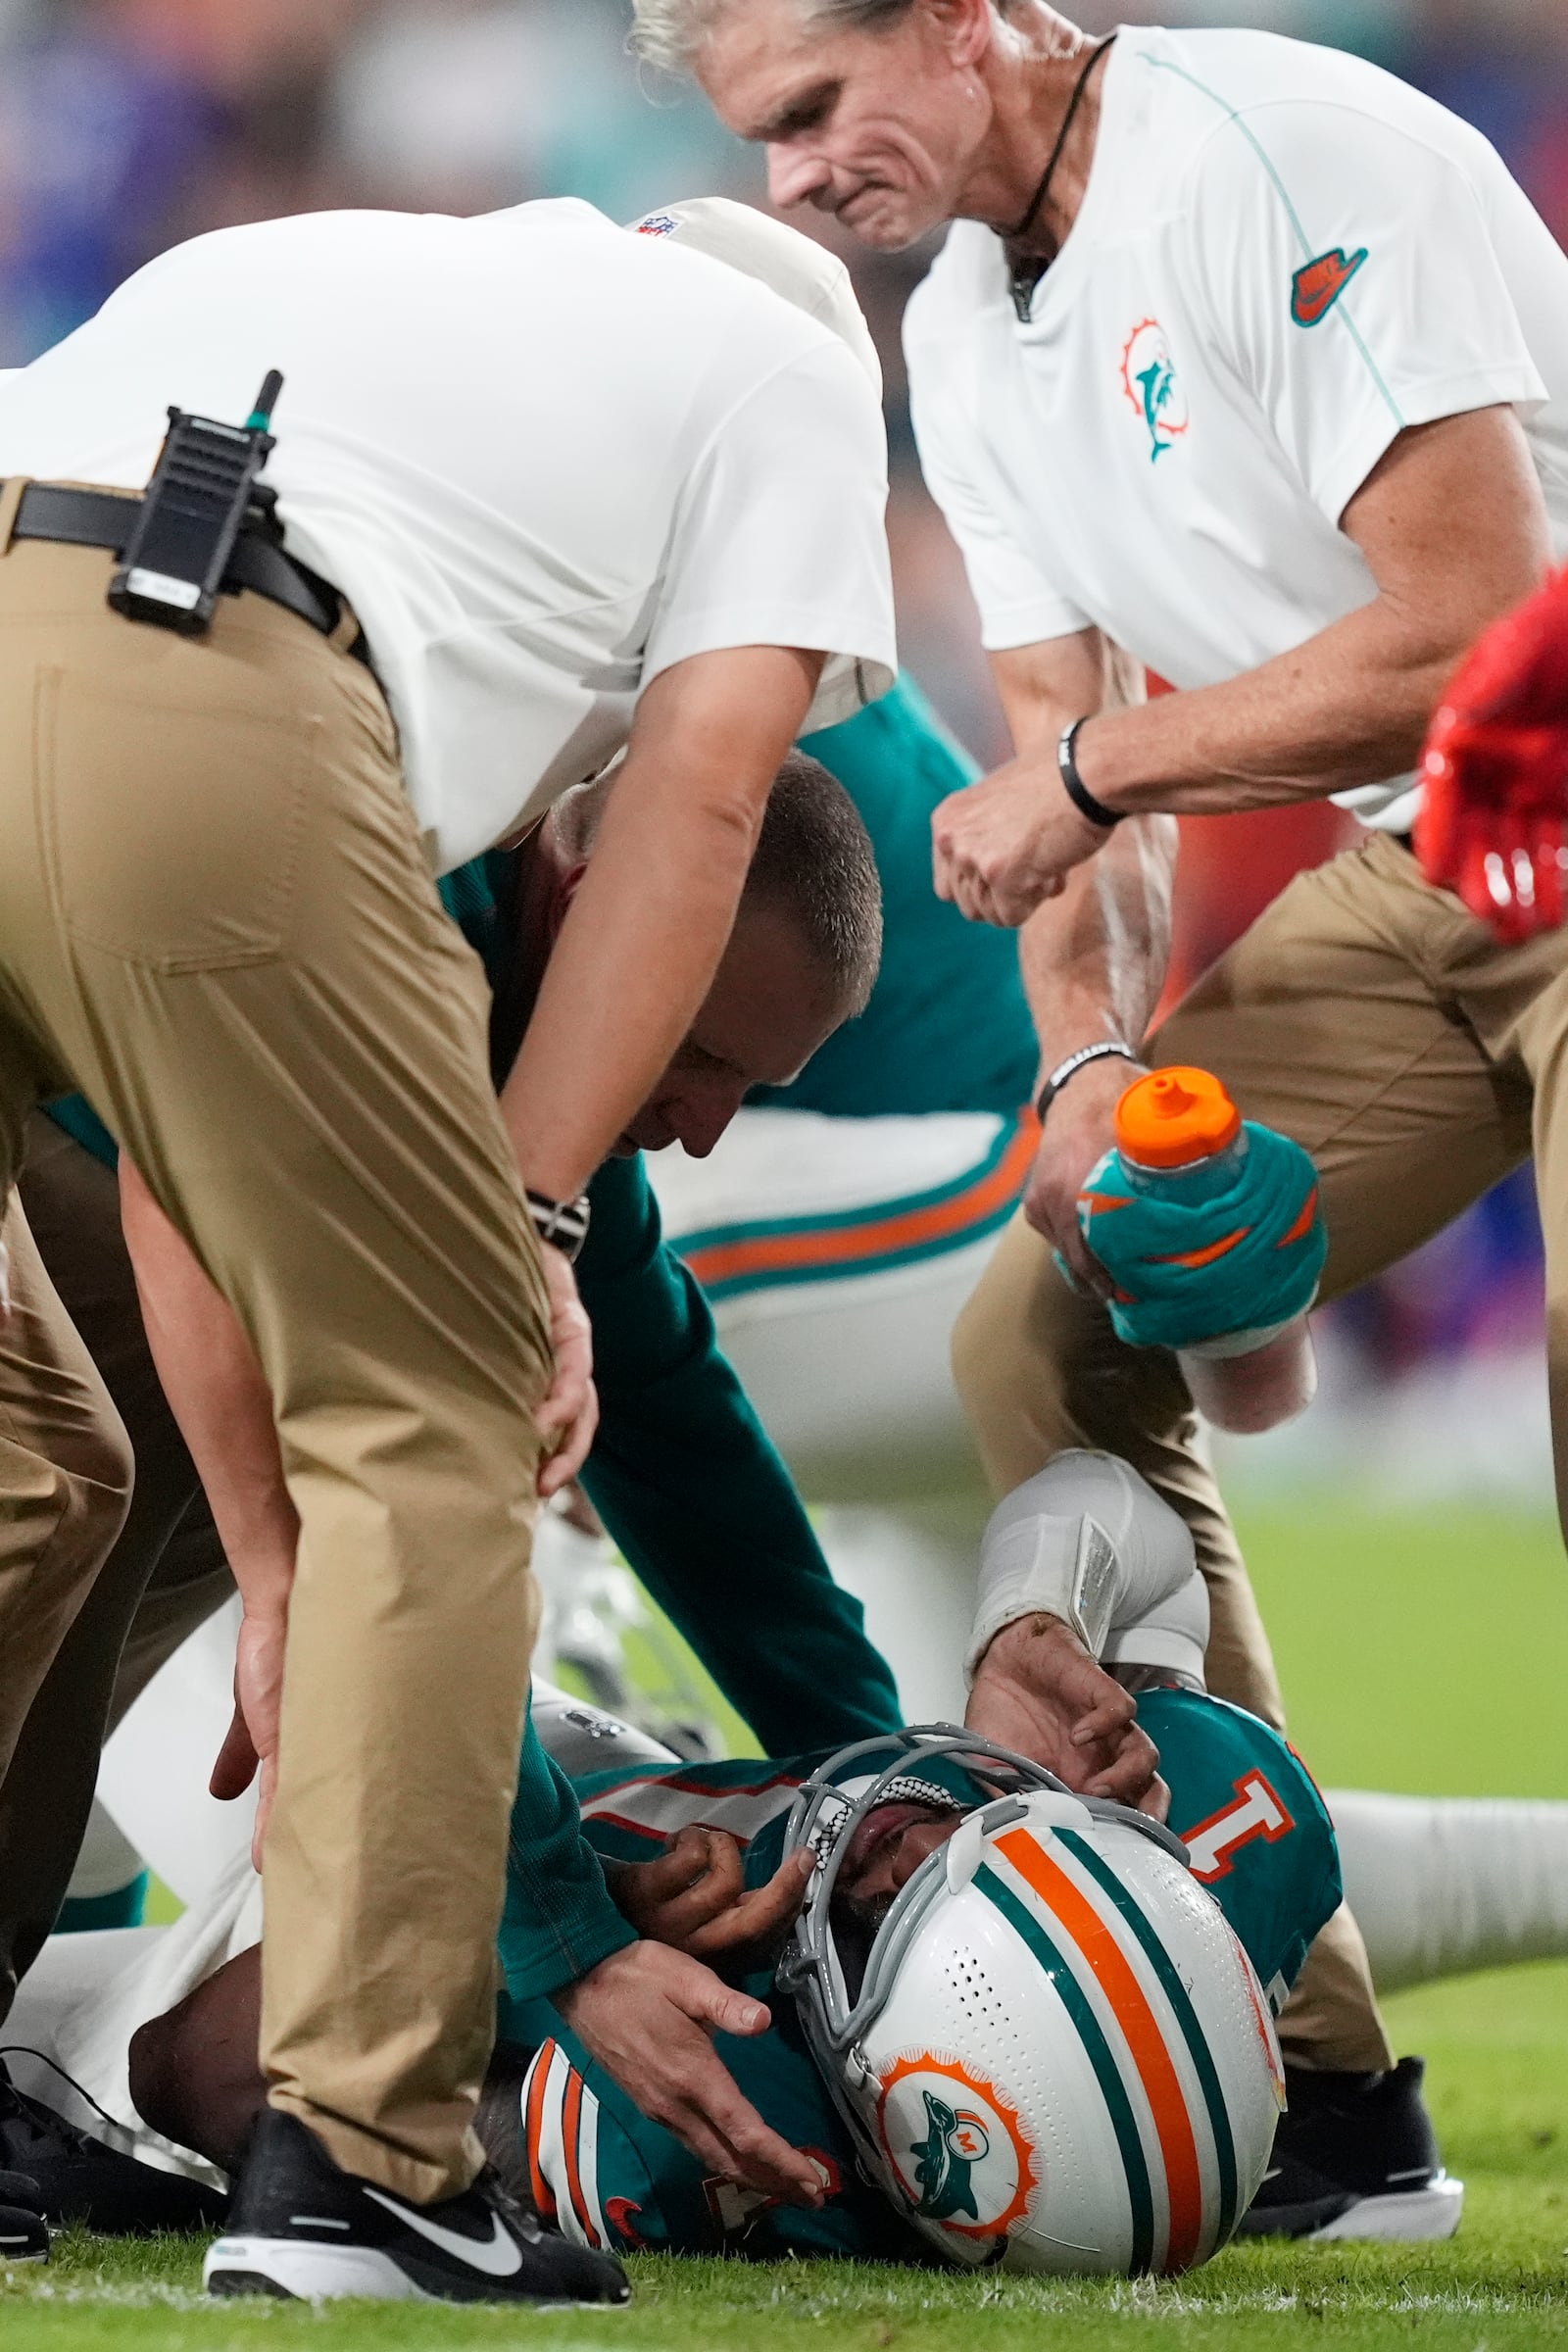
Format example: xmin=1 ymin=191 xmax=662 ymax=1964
xmin=363 ymin=2191 xmax=523 ymax=2278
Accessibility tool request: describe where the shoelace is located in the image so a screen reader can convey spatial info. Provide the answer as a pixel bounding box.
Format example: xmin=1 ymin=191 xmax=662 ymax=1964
xmin=0 ymin=2048 xmax=122 ymax=2159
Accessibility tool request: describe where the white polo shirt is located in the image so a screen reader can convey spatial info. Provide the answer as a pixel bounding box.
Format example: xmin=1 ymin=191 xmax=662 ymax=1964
xmin=906 ymin=26 xmax=1568 ymax=825
xmin=0 ymin=199 xmax=895 ymax=872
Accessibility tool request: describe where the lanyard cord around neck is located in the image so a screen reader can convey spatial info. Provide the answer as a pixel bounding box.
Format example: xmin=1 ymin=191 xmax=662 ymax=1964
xmin=1004 ymin=32 xmax=1115 ymax=320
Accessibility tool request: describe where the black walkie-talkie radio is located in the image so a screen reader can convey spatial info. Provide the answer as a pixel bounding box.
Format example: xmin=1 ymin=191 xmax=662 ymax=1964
xmin=108 ymin=369 xmax=284 ymax=637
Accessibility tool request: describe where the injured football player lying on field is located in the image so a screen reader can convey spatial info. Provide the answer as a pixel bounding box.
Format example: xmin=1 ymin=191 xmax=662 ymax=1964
xmin=39 ymin=1448 xmax=1568 ymax=2258
xmin=19 ymin=1453 xmax=1565 ymax=2264
xmin=8 ymin=1455 xmax=1347 ymax=2275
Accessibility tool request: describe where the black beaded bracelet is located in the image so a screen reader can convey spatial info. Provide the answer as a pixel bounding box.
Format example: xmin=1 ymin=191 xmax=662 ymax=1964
xmin=1058 ymin=717 xmax=1123 ymax=830
xmin=1035 ymin=1041 xmax=1139 ymax=1122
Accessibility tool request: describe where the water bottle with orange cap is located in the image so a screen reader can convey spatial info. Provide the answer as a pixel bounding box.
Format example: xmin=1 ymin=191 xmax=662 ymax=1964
xmin=1072 ymin=1068 xmax=1328 ymax=1435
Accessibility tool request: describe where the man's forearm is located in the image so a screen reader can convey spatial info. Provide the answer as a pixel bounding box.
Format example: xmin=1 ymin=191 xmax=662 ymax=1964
xmin=575 ymin=1158 xmax=901 ymax=1754
xmin=504 ymin=782 xmax=759 ymax=1199
xmin=1011 ymin=815 xmax=1177 ymax=1284
xmin=501 ymin=646 xmax=820 ymax=1200
xmin=1020 ymin=815 xmax=1177 ymax=1066
xmin=119 ymin=1158 xmax=296 ymax=1615
xmin=1074 ymin=602 xmax=1454 ymax=817
xmin=499 ymin=1705 xmax=635 ymax=2004
xmin=1077 ymin=406 xmax=1552 ymax=819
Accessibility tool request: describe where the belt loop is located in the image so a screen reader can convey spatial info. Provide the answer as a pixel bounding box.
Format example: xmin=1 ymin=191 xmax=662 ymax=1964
xmin=0 ymin=477 xmax=30 ymax=556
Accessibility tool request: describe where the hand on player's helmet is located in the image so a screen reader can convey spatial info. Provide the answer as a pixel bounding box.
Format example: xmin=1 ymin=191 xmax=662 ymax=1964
xmin=557 ymin=1940 xmax=825 ymax=2208
xmin=1417 ymin=566 xmax=1568 ymax=944
xmin=1140 ymin=1772 xmax=1173 ymax=1826
xmin=966 ymin=1613 xmax=1161 ymax=1809
xmin=535 ymin=1241 xmax=599 ymax=1497
xmin=931 ymin=753 xmax=1107 ymax=927
xmin=608 ymin=1827 xmax=813 ymax=1972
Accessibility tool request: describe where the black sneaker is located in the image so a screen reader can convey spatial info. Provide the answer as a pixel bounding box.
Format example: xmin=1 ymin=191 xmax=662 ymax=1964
xmin=205 ymin=2108 xmax=630 ymax=2304
xmin=0 ymin=2059 xmax=226 ymax=2234
xmin=1237 ymin=2056 xmax=1464 ymax=2241
xmin=0 ymin=2169 xmax=47 ymax=2265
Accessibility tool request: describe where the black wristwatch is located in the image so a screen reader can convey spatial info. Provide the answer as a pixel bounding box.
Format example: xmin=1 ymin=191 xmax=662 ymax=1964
xmin=525 ymin=1188 xmax=591 ymax=1263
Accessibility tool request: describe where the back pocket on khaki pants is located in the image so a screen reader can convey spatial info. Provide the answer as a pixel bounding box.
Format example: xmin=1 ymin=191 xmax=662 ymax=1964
xmin=35 ymin=665 xmax=316 ymax=972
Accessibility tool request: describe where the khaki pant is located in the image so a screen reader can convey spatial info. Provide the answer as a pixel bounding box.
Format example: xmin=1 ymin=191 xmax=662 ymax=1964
xmin=0 ymin=535 xmax=552 ymax=2201
xmin=21 ymin=1116 xmax=236 ymax=1724
xmin=1 ymin=1116 xmax=232 ymax=1969
xmin=0 ymin=1192 xmax=134 ymax=1992
xmin=956 ymin=828 xmax=1564 ymax=2076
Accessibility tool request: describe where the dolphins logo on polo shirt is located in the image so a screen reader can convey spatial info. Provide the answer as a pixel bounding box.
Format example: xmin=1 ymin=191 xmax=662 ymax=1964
xmin=1114 ymin=321 xmax=1189 ymax=467
xmin=1119 ymin=319 xmax=1189 ymax=466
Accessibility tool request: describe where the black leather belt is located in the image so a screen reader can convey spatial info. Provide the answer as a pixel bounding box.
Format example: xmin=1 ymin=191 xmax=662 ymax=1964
xmin=6 ymin=481 xmax=354 ymax=645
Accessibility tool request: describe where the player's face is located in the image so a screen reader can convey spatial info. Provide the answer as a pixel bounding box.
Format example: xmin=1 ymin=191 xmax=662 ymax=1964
xmin=699 ymin=0 xmax=993 ymax=251
xmin=612 ymin=904 xmax=846 ymax=1158
xmin=834 ymin=1796 xmax=961 ymax=1916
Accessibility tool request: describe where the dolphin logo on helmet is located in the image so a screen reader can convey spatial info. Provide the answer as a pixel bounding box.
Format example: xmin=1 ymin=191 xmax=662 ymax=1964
xmin=910 ymin=2089 xmax=985 ymax=2222
xmin=776 ymin=1726 xmax=1284 ymax=2276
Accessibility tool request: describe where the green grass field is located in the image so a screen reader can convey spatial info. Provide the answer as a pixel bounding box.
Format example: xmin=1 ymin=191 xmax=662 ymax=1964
xmin=1237 ymin=1499 xmax=1568 ymax=1799
xmin=5 ymin=1500 xmax=1567 ymax=2349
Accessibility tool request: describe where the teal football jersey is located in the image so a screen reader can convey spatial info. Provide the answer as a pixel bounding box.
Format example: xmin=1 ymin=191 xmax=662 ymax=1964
xmin=503 ymin=1692 xmax=1340 ymax=2262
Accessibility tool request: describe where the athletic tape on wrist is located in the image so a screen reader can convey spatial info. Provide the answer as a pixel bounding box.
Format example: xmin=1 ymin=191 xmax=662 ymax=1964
xmin=963 ymin=1510 xmax=1117 ymax=1689
xmin=965 ymin=1450 xmax=1199 ymax=1688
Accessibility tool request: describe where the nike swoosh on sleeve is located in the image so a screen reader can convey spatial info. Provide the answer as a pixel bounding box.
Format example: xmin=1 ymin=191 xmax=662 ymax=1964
xmin=1291 ymin=248 xmax=1368 ymax=328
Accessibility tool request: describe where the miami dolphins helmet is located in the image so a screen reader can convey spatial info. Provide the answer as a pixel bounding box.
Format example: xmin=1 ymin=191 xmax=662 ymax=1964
xmin=777 ymin=1729 xmax=1284 ymax=2276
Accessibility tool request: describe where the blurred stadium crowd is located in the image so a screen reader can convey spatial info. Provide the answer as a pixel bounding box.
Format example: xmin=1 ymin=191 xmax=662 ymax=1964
xmin=0 ymin=0 xmax=1553 ymax=1402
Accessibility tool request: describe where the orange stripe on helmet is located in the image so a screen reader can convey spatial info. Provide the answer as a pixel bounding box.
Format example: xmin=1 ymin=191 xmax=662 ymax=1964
xmin=561 ymin=2066 xmax=601 ymax=2248
xmin=682 ymin=1115 xmax=1038 ymax=1289
xmin=524 ymin=2041 xmax=560 ymax=2226
xmin=996 ymin=1828 xmax=1205 ymax=2271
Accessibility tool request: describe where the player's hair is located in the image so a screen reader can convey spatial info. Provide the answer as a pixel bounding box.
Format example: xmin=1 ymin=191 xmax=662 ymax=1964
xmin=632 ymin=0 xmax=919 ymax=73
xmin=557 ymin=749 xmax=883 ymax=1012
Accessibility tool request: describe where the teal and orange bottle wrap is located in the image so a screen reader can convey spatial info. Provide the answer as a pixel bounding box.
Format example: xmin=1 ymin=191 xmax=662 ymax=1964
xmin=1071 ymin=1116 xmax=1328 ymax=1355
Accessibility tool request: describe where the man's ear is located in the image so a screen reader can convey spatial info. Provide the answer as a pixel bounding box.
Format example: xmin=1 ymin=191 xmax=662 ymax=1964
xmin=545 ymin=860 xmax=590 ymax=947
xmin=924 ymin=0 xmax=997 ymax=70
